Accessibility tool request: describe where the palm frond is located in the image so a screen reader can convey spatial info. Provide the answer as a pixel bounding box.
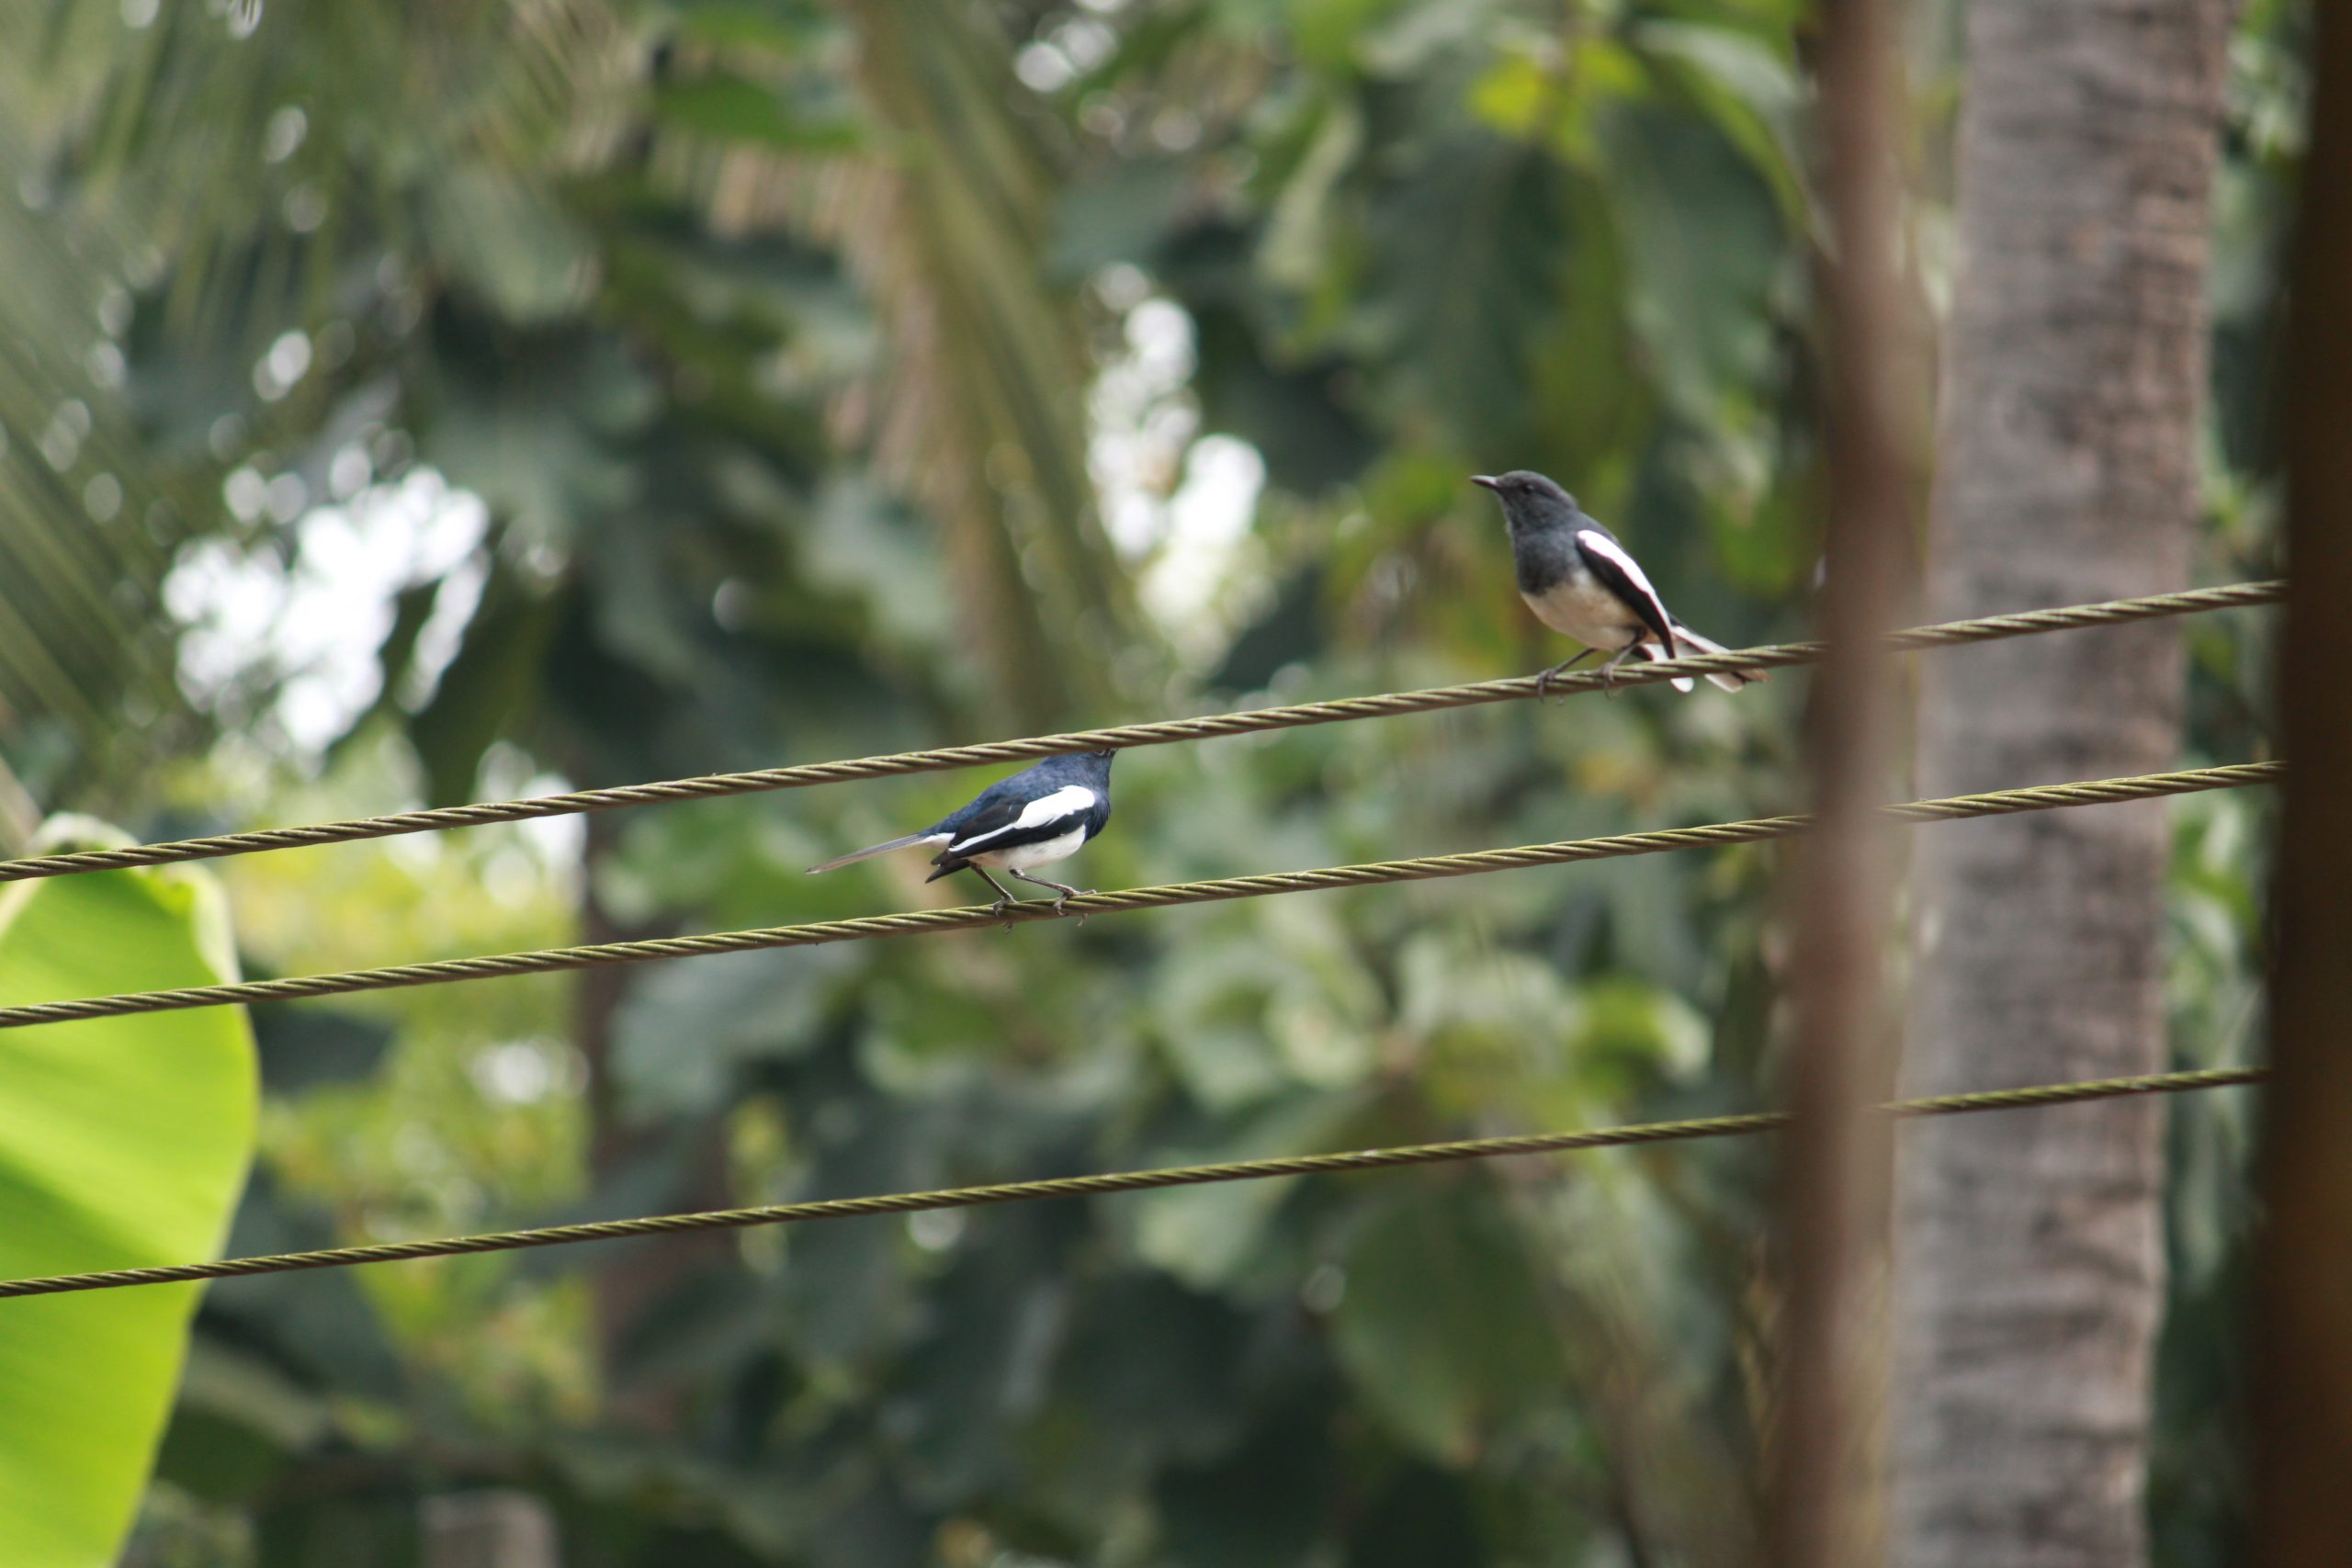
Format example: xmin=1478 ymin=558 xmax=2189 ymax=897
xmin=0 ymin=0 xmax=639 ymax=798
xmin=662 ymin=0 xmax=1148 ymax=726
xmin=0 ymin=119 xmax=186 ymax=794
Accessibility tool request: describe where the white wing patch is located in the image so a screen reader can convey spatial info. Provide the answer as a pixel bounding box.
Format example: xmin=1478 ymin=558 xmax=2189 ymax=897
xmin=1573 ymin=529 xmax=1673 ymax=638
xmin=947 ymin=784 xmax=1096 ymax=856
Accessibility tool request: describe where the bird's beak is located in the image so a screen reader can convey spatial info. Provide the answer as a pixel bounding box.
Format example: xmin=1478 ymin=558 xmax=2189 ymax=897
xmin=1471 ymin=475 xmax=1499 ymax=491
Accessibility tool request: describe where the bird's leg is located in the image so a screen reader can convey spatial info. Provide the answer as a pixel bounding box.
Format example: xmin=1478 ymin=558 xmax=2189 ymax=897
xmin=1598 ymin=634 xmax=1645 ymax=695
xmin=1012 ymin=869 xmax=1090 ymax=921
xmin=1535 ymin=647 xmax=1596 ymax=702
xmin=970 ymin=865 xmax=1022 ymax=929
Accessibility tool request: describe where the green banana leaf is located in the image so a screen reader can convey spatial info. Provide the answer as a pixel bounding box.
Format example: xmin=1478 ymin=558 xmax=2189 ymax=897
xmin=0 ymin=818 xmax=257 ymax=1568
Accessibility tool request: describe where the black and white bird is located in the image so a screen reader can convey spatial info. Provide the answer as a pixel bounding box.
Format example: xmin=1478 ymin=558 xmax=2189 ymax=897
xmin=805 ymin=750 xmax=1115 ymax=917
xmin=1473 ymin=470 xmax=1765 ymax=696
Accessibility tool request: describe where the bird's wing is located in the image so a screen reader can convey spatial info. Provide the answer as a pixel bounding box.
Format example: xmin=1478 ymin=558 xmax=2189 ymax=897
xmin=1572 ymin=529 xmax=1679 ymax=655
xmin=935 ymin=784 xmax=1099 ymax=862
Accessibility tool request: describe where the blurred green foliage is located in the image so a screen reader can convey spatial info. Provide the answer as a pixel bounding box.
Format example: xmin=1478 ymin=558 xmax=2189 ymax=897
xmin=0 ymin=0 xmax=2294 ymax=1564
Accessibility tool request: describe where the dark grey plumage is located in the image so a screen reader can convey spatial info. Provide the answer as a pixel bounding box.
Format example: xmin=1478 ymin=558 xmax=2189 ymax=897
xmin=1473 ymin=469 xmax=1764 ymax=694
xmin=807 ymin=750 xmax=1115 ymax=916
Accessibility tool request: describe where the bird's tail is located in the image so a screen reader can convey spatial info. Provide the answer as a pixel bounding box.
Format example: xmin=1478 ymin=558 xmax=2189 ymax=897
xmin=1640 ymin=626 xmax=1768 ymax=694
xmin=805 ymin=832 xmax=944 ymax=875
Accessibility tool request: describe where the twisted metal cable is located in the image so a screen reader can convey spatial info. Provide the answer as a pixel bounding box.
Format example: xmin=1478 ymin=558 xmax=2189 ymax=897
xmin=0 ymin=581 xmax=2282 ymax=886
xmin=0 ymin=761 xmax=2280 ymax=1032
xmin=0 ymin=1065 xmax=2265 ymax=1299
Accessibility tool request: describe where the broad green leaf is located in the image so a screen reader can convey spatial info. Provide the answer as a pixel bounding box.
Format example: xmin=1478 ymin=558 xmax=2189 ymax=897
xmin=1634 ymin=19 xmax=1809 ymax=226
xmin=1601 ymin=101 xmax=1787 ymax=423
xmin=1366 ymin=133 xmax=1569 ymax=458
xmin=1329 ymin=1186 xmax=1566 ymax=1461
xmin=0 ymin=820 xmax=257 ymax=1568
xmin=1127 ymin=1090 xmax=1368 ymax=1292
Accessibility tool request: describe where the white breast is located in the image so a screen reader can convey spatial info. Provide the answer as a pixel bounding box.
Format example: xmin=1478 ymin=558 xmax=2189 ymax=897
xmin=1522 ymin=573 xmax=1645 ymax=649
xmin=971 ymin=824 xmax=1091 ymax=872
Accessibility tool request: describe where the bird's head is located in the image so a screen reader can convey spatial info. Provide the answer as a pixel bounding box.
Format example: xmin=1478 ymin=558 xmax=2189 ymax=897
xmin=1472 ymin=470 xmax=1579 ymax=531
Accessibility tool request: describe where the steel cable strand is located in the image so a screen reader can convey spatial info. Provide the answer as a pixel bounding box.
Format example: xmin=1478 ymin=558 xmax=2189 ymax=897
xmin=0 ymin=1065 xmax=2266 ymax=1299
xmin=0 ymin=761 xmax=2282 ymax=1032
xmin=0 ymin=581 xmax=2284 ymax=885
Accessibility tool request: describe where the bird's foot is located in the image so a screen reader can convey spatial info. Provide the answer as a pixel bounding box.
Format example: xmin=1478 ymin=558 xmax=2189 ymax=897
xmin=1598 ymin=645 xmax=1640 ymax=697
xmin=990 ymin=895 xmax=1017 ymax=931
xmin=1053 ymin=887 xmax=1098 ymax=924
xmin=1534 ymin=649 xmax=1593 ymax=704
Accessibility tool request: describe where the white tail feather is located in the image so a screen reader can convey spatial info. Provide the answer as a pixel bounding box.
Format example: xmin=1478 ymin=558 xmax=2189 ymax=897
xmin=1664 ymin=626 xmax=1766 ymax=694
xmin=805 ymin=832 xmax=946 ymax=875
xmin=1638 ymin=642 xmax=1699 ymax=694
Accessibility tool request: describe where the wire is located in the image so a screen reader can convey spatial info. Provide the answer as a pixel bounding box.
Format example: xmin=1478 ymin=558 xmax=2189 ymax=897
xmin=0 ymin=761 xmax=2279 ymax=1032
xmin=0 ymin=1065 xmax=2264 ymax=1299
xmin=0 ymin=581 xmax=2281 ymax=886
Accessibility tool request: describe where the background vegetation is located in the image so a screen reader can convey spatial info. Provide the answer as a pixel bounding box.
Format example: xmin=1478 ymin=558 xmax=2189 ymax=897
xmin=0 ymin=0 xmax=2299 ymax=1563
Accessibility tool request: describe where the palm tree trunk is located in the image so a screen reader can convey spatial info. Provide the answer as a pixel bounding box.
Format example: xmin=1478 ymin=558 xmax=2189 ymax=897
xmin=1894 ymin=4 xmax=2231 ymax=1566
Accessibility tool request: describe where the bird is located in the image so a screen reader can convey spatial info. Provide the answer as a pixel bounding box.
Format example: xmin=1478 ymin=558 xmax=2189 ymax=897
xmin=1473 ymin=470 xmax=1766 ymax=696
xmin=805 ymin=750 xmax=1115 ymax=919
